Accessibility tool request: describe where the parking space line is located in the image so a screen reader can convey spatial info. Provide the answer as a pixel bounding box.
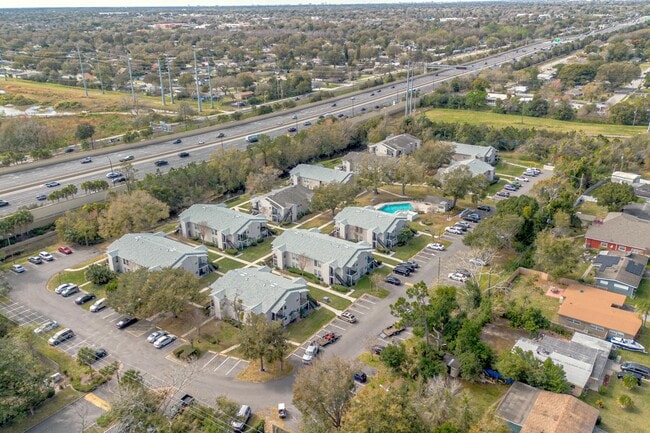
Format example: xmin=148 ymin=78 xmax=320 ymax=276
xmin=360 ymin=296 xmax=377 ymax=304
xmin=102 ymin=311 xmax=118 ymax=320
xmin=225 ymin=359 xmax=242 ymax=376
xmin=202 ymin=353 xmax=219 ymax=369
xmin=347 ymin=307 xmax=366 ymax=316
xmin=329 ymin=322 xmax=346 ymax=331
xmin=213 ymin=357 xmax=229 ymax=372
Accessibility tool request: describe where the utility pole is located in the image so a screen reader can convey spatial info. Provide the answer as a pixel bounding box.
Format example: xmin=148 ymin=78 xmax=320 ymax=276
xmin=0 ymin=51 xmax=8 ymax=81
xmin=126 ymin=52 xmax=136 ymax=108
xmin=96 ymin=55 xmax=105 ymax=94
xmin=77 ymin=46 xmax=88 ymax=97
xmin=192 ymin=46 xmax=202 ymax=112
xmin=157 ymin=57 xmax=165 ymax=106
xmin=404 ymin=61 xmax=410 ymax=117
xmin=165 ymin=56 xmax=174 ymax=105
xmin=207 ymin=59 xmax=214 ymax=109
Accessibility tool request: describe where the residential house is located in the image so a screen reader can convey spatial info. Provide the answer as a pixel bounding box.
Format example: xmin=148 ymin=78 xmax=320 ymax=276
xmin=272 ymin=228 xmax=375 ymax=286
xmin=592 ymin=251 xmax=648 ymax=298
xmin=106 ymin=232 xmax=209 ymax=277
xmin=584 ymin=212 xmax=650 ymax=255
xmin=334 ymin=206 xmax=408 ymax=249
xmin=611 ymin=171 xmax=641 ymax=185
xmin=250 ymin=185 xmax=314 ymax=223
xmin=440 ymin=158 xmax=496 ymax=182
xmin=496 ymin=382 xmax=599 ymax=433
xmin=368 ymin=133 xmax=422 ymax=158
xmin=512 ymin=333 xmax=613 ymax=393
xmin=633 ymin=183 xmax=650 ymax=202
xmin=178 ymin=204 xmax=267 ymax=251
xmin=446 ymin=141 xmax=498 ymax=165
xmin=341 ymin=151 xmax=368 ymax=173
xmin=289 ymin=164 xmax=353 ymax=190
xmin=210 ymin=266 xmax=309 ymax=326
xmin=557 ymin=282 xmax=642 ymax=339
xmin=622 ymin=202 xmax=650 ymax=221
xmin=424 ymin=195 xmax=453 ymax=213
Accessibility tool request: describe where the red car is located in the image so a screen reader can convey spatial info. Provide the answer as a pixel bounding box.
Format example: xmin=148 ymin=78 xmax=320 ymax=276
xmin=58 ymin=246 xmax=72 ymax=254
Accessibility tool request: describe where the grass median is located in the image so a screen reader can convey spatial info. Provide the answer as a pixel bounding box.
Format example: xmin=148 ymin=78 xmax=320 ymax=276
xmin=285 ymin=308 xmax=336 ymax=343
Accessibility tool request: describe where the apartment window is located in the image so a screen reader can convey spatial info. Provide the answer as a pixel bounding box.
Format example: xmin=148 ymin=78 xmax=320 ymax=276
xmin=566 ymin=318 xmax=582 ymax=325
xmin=590 ymin=324 xmax=604 ymax=332
xmin=610 ymin=330 xmax=624 ymax=338
xmin=313 ymin=260 xmax=319 ymax=267
xmin=600 ymin=241 xmax=608 ymax=247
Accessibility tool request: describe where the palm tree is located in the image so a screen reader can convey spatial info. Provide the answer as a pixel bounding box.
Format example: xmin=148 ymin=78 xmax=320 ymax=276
xmin=635 ymin=299 xmax=650 ymax=327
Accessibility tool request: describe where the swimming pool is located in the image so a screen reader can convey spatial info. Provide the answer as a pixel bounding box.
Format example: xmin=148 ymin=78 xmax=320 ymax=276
xmin=378 ymin=203 xmax=414 ymax=213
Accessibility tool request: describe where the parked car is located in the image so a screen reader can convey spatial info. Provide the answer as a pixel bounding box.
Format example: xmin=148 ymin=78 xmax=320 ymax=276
xmin=28 ymin=256 xmax=43 ymax=264
xmin=34 ymin=320 xmax=59 ymax=335
xmin=116 ymin=316 xmax=138 ymax=329
xmin=393 ymin=266 xmax=411 ymax=277
xmin=456 ymin=269 xmax=472 ymax=278
xmin=80 ymin=157 xmax=93 ymax=164
xmin=354 ymin=372 xmax=368 ymax=383
xmin=477 ymin=205 xmax=492 ymax=212
xmin=147 ymin=330 xmax=168 ymax=343
xmin=75 ymin=292 xmax=96 ymax=305
xmin=427 ymin=242 xmax=445 ymax=251
xmin=39 ymin=251 xmax=54 ymax=261
xmin=372 ymin=345 xmax=386 ymax=355
xmin=55 ymin=283 xmax=75 ymax=294
xmin=48 ymin=328 xmax=74 ymax=346
xmin=397 ymin=262 xmax=416 ymax=272
xmin=469 ymin=258 xmax=488 ymax=266
xmin=405 ymin=260 xmax=419 ymax=269
xmin=231 ymin=405 xmax=252 ymax=432
xmin=153 ymin=334 xmax=177 ymax=349
xmin=445 ymin=226 xmax=464 ymax=235
xmin=302 ymin=342 xmax=320 ymax=364
xmin=58 ymin=246 xmax=72 ymax=254
xmin=617 ymin=371 xmax=643 ymax=386
xmin=448 ymin=272 xmax=469 ymax=283
xmin=452 ymin=223 xmax=467 ymax=232
xmin=178 ymin=151 xmax=190 ymax=158
xmin=61 ymin=285 xmax=80 ymax=297
xmin=278 ymin=403 xmax=287 ymax=419
xmin=339 ymin=312 xmax=357 ymax=323
xmin=504 ymin=184 xmax=518 ymax=191
xmin=11 ymin=264 xmax=25 ymax=273
xmin=523 ymin=169 xmax=537 ymax=177
xmin=455 ymin=221 xmax=471 ymax=229
xmin=384 ymin=275 xmax=402 ymax=285
xmin=463 ymin=213 xmax=481 ymax=222
xmin=119 ymin=155 xmax=134 ymax=162
xmin=173 ymin=139 xmax=182 ymax=144
xmin=621 ymin=362 xmax=650 ymax=379
xmin=90 ymin=298 xmax=107 ymax=312
xmin=36 ymin=194 xmax=47 ymax=201
xmin=44 ymin=181 xmax=60 ymax=188
xmin=93 ymin=348 xmax=108 ymax=362
xmin=154 ymin=160 xmax=169 ymax=167
xmin=496 ymin=191 xmax=510 ymax=198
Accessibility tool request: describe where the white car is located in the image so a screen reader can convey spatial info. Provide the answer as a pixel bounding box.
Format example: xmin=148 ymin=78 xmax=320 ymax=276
xmin=90 ymin=298 xmax=107 ymax=312
xmin=39 ymin=251 xmax=54 ymax=261
xmin=55 ymin=283 xmax=73 ymax=294
xmin=445 ymin=226 xmax=464 ymax=235
xmin=514 ymin=176 xmax=529 ymax=182
xmin=339 ymin=312 xmax=357 ymax=323
xmin=11 ymin=264 xmax=26 ymax=273
xmin=147 ymin=330 xmax=168 ymax=343
xmin=302 ymin=342 xmax=320 ymax=364
xmin=469 ymin=258 xmax=488 ymax=266
xmin=427 ymin=242 xmax=445 ymax=251
xmin=153 ymin=334 xmax=176 ymax=349
xmin=34 ymin=320 xmax=59 ymax=335
xmin=448 ymin=272 xmax=469 ymax=283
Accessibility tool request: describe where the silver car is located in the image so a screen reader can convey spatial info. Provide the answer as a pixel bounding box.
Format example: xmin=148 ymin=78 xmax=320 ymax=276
xmin=34 ymin=320 xmax=59 ymax=335
xmin=147 ymin=330 xmax=168 ymax=343
xmin=153 ymin=334 xmax=176 ymax=349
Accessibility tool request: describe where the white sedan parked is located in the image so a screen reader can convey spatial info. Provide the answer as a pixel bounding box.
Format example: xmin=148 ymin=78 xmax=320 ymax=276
xmin=514 ymin=176 xmax=529 ymax=182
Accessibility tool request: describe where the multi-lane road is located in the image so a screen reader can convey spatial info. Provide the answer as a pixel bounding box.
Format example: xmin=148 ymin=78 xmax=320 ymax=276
xmin=0 ymin=17 xmax=644 ymax=216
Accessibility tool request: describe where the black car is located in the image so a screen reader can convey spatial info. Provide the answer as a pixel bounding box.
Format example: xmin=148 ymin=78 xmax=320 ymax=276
xmin=172 ymin=139 xmax=182 ymax=144
xmin=617 ymin=371 xmax=642 ymax=386
xmin=75 ymin=293 xmax=96 ymax=305
xmin=178 ymin=151 xmax=190 ymax=158
xmin=397 ymin=262 xmax=416 ymax=272
xmin=354 ymin=372 xmax=368 ymax=383
xmin=216 ymin=132 xmax=225 ymax=138
xmin=113 ymin=176 xmax=127 ymax=184
xmin=393 ymin=266 xmax=411 ymax=277
xmin=621 ymin=362 xmax=650 ymax=379
xmin=462 ymin=214 xmax=480 ymax=223
xmin=0 ymin=200 xmax=8 ymax=207
xmin=154 ymin=160 xmax=169 ymax=167
xmin=477 ymin=205 xmax=491 ymax=212
xmin=496 ymin=191 xmax=510 ymax=198
xmin=372 ymin=345 xmax=385 ymax=355
xmin=116 ymin=317 xmax=138 ymax=329
xmin=384 ymin=276 xmax=402 ymax=286
xmin=331 ymin=103 xmax=337 ymax=107
xmin=94 ymin=348 xmax=108 ymax=362
xmin=288 ymin=127 xmax=297 ymax=133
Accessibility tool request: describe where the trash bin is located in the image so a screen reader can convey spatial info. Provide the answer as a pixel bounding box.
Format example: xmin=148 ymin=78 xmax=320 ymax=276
xmin=323 ymin=296 xmax=330 ymax=303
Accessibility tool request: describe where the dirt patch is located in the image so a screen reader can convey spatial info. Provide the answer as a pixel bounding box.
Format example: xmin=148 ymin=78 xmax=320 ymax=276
xmin=481 ymin=317 xmax=534 ymax=355
xmin=156 ymin=305 xmax=209 ymax=337
xmin=237 ymin=360 xmax=294 ymax=383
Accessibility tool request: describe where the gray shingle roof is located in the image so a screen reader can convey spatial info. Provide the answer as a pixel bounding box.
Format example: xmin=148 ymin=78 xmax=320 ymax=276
xmin=290 ymin=164 xmax=353 ymax=184
xmin=107 ymin=232 xmax=207 ymax=270
xmin=265 ymin=185 xmax=314 ymax=208
xmin=377 ymin=133 xmax=421 ymax=151
xmin=210 ymin=267 xmax=307 ymax=315
xmin=446 ymin=141 xmax=496 ymax=158
xmin=272 ymin=229 xmax=372 ymax=268
xmin=179 ymin=204 xmax=266 ymax=235
xmin=585 ymin=212 xmax=650 ymax=251
xmin=335 ymin=206 xmax=406 ymax=233
xmin=441 ymin=158 xmax=494 ymax=177
xmin=594 ymin=252 xmax=649 ymax=289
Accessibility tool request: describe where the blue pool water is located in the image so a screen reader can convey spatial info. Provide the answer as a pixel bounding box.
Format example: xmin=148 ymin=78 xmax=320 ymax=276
xmin=379 ymin=203 xmax=414 ymax=213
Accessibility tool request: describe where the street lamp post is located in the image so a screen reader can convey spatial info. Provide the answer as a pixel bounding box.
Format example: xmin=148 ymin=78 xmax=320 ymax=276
xmin=351 ymin=97 xmax=355 ymax=116
xmin=107 ymin=156 xmax=114 ymax=174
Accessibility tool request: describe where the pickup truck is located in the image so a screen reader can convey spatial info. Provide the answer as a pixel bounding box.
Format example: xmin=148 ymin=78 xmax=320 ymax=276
xmin=302 ymin=342 xmax=320 ymax=364
xmin=315 ymin=332 xmax=341 ymax=347
xmin=169 ymin=394 xmax=194 ymax=419
xmin=379 ymin=323 xmax=405 ymax=338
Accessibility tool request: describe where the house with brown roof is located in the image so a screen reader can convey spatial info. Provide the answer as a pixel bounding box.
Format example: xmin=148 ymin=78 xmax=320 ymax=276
xmin=557 ymin=282 xmax=642 ymax=339
xmin=592 ymin=251 xmax=648 ymax=298
xmin=496 ymin=382 xmax=599 ymax=433
xmin=584 ymin=212 xmax=650 ymax=255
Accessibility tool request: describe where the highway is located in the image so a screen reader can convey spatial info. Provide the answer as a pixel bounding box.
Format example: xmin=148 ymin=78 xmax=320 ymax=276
xmin=0 ymin=17 xmax=643 ymax=217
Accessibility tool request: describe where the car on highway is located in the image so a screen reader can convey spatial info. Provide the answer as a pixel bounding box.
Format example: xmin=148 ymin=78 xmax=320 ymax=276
xmin=28 ymin=256 xmax=43 ymax=264
xmin=291 ymin=114 xmax=298 ymax=120
xmin=113 ymin=176 xmax=127 ymax=184
xmin=75 ymin=292 xmax=96 ymax=305
xmin=11 ymin=264 xmax=25 ymax=273
xmin=147 ymin=330 xmax=168 ymax=343
xmin=58 ymin=246 xmax=72 ymax=254
xmin=178 ymin=151 xmax=190 ymax=158
xmin=61 ymin=285 xmax=80 ymax=297
xmin=339 ymin=312 xmax=357 ymax=323
xmin=119 ymin=155 xmax=134 ymax=162
xmin=287 ymin=127 xmax=297 ymax=133
xmin=153 ymin=334 xmax=177 ymax=349
xmin=337 ymin=113 xmax=345 ymax=118
xmin=55 ymin=283 xmax=75 ymax=294
xmin=445 ymin=226 xmax=464 ymax=235
xmin=331 ymin=103 xmax=337 ymax=107
xmin=39 ymin=251 xmax=54 ymax=261
xmin=44 ymin=181 xmax=61 ymax=188
xmin=384 ymin=275 xmax=402 ymax=285
xmin=514 ymin=176 xmax=529 ymax=182
xmin=231 ymin=405 xmax=252 ymax=433
xmin=154 ymin=160 xmax=169 ymax=167
xmin=448 ymin=272 xmax=469 ymax=283
xmin=477 ymin=205 xmax=492 ymax=212
xmin=80 ymin=157 xmax=93 ymax=164
xmin=495 ymin=190 xmax=510 ymax=198
xmin=34 ymin=320 xmax=59 ymax=335
xmin=0 ymin=199 xmax=8 ymax=207
xmin=36 ymin=194 xmax=47 ymax=201
xmin=90 ymin=298 xmax=107 ymax=312
xmin=216 ymin=132 xmax=225 ymax=138
xmin=106 ymin=171 xmax=123 ymax=179
xmin=116 ymin=316 xmax=138 ymax=329
xmin=427 ymin=242 xmax=445 ymax=251
xmin=303 ymin=121 xmax=312 ymax=126
xmin=198 ymin=140 xmax=205 ymax=144
xmin=374 ymin=104 xmax=380 ymax=109
xmin=172 ymin=139 xmax=182 ymax=144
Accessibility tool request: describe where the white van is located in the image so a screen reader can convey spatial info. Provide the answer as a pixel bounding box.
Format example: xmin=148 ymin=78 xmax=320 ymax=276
xmin=90 ymin=298 xmax=107 ymax=313
xmin=48 ymin=328 xmax=75 ymax=346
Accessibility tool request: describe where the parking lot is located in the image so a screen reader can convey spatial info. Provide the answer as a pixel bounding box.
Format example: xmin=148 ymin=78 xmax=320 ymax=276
xmin=200 ymin=352 xmax=250 ymax=377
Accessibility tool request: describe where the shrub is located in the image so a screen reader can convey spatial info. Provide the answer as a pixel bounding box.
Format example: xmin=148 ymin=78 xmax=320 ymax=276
xmin=225 ymin=248 xmax=239 ymax=256
xmin=173 ymin=344 xmax=201 ymax=360
xmin=617 ymin=394 xmax=633 ymax=409
xmin=332 ymin=285 xmax=350 ymax=293
xmin=594 ymin=399 xmax=605 ymax=408
xmin=85 ymin=263 xmax=116 ymax=285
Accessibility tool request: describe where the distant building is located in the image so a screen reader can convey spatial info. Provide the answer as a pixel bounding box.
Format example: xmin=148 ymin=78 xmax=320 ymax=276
xmin=440 ymin=158 xmax=496 ymax=182
xmin=334 ymin=206 xmax=408 ymax=249
xmin=250 ymin=185 xmax=314 ymax=223
xmin=584 ymin=212 xmax=650 ymax=254
xmin=289 ymin=164 xmax=353 ymax=190
xmin=445 ymin=141 xmax=498 ymax=165
xmin=592 ymin=251 xmax=648 ymax=298
xmin=611 ymin=171 xmax=641 ymax=185
xmin=424 ymin=195 xmax=453 ymax=213
xmin=368 ymin=133 xmax=422 ymax=158
xmin=341 ymin=151 xmax=367 ymax=173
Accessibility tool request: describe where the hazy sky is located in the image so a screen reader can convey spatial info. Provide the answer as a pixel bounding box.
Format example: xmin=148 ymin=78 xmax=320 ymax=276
xmin=2 ymin=0 xmax=475 ymax=9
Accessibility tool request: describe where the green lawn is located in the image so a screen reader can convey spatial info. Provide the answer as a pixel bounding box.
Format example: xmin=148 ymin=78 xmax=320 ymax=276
xmin=225 ymin=194 xmax=251 ymax=208
xmin=320 ymin=157 xmax=342 ymax=169
xmin=193 ymin=320 xmax=241 ymax=353
xmin=307 ymin=285 xmax=351 ymax=311
xmin=577 ymin=201 xmax=609 ymax=219
xmin=461 ymin=382 xmax=509 ymax=421
xmin=198 ymin=272 xmax=220 ymax=287
xmin=215 ymin=257 xmax=244 ymax=273
xmin=486 ymin=179 xmax=507 ymax=195
xmin=392 ymin=235 xmax=431 ymax=261
xmin=1 ymin=388 xmax=84 ymax=433
xmin=285 ymin=308 xmax=336 ymax=343
xmin=425 ymin=108 xmax=644 ymax=137
xmin=237 ymin=238 xmax=273 ymax=262
xmin=352 ymin=267 xmax=392 ymax=299
xmin=300 ymin=213 xmax=333 ymax=229
xmin=494 ymin=161 xmax=525 ymax=177
xmin=48 ymin=268 xmax=89 ymax=290
xmin=319 ymin=222 xmax=335 ymax=234
xmin=373 ymin=254 xmax=402 ymax=266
